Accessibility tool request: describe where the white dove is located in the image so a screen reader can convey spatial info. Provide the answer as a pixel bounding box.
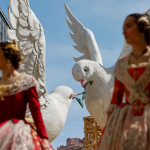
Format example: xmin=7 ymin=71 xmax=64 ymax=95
xmin=65 ymin=3 xmax=149 ymax=128
xmin=41 ymin=86 xmax=75 ymax=142
xmin=6 ymin=0 xmax=77 ymax=142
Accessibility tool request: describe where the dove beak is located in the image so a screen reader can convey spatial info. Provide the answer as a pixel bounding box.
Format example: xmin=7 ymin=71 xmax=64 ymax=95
xmin=80 ymin=78 xmax=87 ymax=88
xmin=72 ymin=93 xmax=77 ymax=99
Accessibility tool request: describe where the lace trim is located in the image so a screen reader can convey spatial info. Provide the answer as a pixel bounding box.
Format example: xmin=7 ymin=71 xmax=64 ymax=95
xmin=97 ymin=104 xmax=150 ymax=150
xmin=114 ymin=56 xmax=150 ymax=104
xmin=126 ymin=61 xmax=150 ymax=68
xmin=126 ymin=53 xmax=150 ymax=68
xmin=4 ymin=73 xmax=39 ymax=96
xmin=0 ymin=120 xmax=34 ymax=150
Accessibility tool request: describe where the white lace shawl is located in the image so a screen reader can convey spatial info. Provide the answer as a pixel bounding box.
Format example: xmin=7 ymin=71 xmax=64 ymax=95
xmin=4 ymin=73 xmax=39 ymax=96
xmin=114 ymin=56 xmax=150 ymax=104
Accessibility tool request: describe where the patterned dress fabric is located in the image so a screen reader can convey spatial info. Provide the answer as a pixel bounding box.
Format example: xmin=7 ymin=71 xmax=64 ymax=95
xmin=0 ymin=73 xmax=53 ymax=150
xmin=97 ymin=56 xmax=150 ymax=150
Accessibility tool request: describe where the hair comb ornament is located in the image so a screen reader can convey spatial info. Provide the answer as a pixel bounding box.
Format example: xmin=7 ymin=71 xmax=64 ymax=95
xmin=145 ymin=9 xmax=150 ymax=18
xmin=5 ymin=39 xmax=18 ymax=51
xmin=138 ymin=15 xmax=150 ymax=25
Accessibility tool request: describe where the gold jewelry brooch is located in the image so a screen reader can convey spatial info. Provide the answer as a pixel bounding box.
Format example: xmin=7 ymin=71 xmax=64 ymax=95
xmin=0 ymin=84 xmax=8 ymax=101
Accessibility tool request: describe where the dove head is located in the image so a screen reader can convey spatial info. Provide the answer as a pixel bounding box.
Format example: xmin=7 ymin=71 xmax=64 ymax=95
xmin=72 ymin=60 xmax=98 ymax=88
xmin=51 ymin=86 xmax=74 ymax=108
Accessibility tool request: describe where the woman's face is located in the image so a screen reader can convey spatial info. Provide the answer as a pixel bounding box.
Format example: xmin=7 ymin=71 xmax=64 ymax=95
xmin=0 ymin=47 xmax=7 ymax=70
xmin=123 ymin=16 xmax=141 ymax=44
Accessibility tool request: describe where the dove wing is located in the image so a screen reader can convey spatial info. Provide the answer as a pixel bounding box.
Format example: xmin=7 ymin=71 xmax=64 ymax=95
xmin=65 ymin=3 xmax=103 ymax=65
xmin=7 ymin=0 xmax=47 ymax=106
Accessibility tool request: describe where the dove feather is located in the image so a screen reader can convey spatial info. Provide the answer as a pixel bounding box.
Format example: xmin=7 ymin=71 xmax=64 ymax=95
xmin=7 ymin=0 xmax=47 ymax=106
xmin=65 ymin=3 xmax=103 ymax=65
xmin=8 ymin=6 xmax=17 ymax=29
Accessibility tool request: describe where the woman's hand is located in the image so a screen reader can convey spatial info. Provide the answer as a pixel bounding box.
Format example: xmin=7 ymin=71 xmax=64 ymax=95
xmin=42 ymin=139 xmax=53 ymax=150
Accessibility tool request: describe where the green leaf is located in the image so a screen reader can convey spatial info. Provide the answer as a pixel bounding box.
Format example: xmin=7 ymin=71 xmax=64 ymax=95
xmin=82 ymin=91 xmax=87 ymax=94
xmin=82 ymin=94 xmax=86 ymax=100
xmin=76 ymin=92 xmax=83 ymax=96
xmin=76 ymin=91 xmax=87 ymax=96
xmin=75 ymin=97 xmax=84 ymax=108
xmin=84 ymin=80 xmax=94 ymax=89
xmin=90 ymin=80 xmax=94 ymax=85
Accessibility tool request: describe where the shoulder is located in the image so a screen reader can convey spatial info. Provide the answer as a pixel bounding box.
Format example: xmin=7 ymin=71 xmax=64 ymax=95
xmin=20 ymin=73 xmax=39 ymax=93
xmin=4 ymin=73 xmax=39 ymax=96
xmin=113 ymin=55 xmax=129 ymax=78
xmin=23 ymin=73 xmax=37 ymax=84
xmin=115 ymin=55 xmax=129 ymax=69
xmin=117 ymin=55 xmax=129 ymax=62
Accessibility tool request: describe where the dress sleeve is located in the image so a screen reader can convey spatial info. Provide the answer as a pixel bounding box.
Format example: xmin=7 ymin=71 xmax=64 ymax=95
xmin=26 ymin=86 xmax=48 ymax=139
xmin=110 ymin=77 xmax=125 ymax=105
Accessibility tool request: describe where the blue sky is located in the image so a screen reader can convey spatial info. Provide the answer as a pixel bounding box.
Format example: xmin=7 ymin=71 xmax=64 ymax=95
xmin=1 ymin=0 xmax=150 ymax=149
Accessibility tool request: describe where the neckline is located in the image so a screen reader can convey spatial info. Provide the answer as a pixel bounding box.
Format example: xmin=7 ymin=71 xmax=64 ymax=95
xmin=124 ymin=55 xmax=150 ymax=85
xmin=126 ymin=52 xmax=150 ymax=68
xmin=0 ymin=72 xmax=26 ymax=87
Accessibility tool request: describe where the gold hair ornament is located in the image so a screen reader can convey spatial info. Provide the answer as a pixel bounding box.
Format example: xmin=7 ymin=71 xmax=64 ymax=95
xmin=5 ymin=40 xmax=18 ymax=51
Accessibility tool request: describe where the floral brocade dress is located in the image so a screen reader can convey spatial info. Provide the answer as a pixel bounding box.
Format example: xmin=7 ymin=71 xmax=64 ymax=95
xmin=0 ymin=73 xmax=53 ymax=150
xmin=97 ymin=55 xmax=150 ymax=150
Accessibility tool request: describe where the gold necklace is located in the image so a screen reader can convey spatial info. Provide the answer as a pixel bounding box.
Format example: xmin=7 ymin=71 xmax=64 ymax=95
xmin=0 ymin=84 xmax=8 ymax=101
xmin=131 ymin=48 xmax=148 ymax=60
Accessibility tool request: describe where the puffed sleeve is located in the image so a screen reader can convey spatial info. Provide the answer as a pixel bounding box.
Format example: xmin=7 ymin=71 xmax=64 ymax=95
xmin=106 ymin=77 xmax=125 ymax=119
xmin=26 ymin=86 xmax=48 ymax=139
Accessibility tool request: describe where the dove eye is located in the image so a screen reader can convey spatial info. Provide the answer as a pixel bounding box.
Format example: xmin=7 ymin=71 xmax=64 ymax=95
xmin=84 ymin=67 xmax=88 ymax=72
xmin=69 ymin=94 xmax=72 ymax=99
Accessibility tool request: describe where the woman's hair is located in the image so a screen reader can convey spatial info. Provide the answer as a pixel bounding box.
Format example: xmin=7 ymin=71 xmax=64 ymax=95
xmin=127 ymin=13 xmax=150 ymax=45
xmin=0 ymin=41 xmax=23 ymax=70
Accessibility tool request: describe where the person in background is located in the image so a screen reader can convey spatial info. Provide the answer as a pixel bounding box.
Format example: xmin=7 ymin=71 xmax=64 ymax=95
xmin=97 ymin=13 xmax=150 ymax=150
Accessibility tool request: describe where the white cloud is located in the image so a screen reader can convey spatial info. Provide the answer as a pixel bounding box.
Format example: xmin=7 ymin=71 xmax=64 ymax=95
xmin=46 ymin=44 xmax=79 ymax=58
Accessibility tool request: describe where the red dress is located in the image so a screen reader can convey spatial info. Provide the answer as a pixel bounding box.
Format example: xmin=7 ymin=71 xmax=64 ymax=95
xmin=97 ymin=56 xmax=150 ymax=150
xmin=0 ymin=72 xmax=53 ymax=150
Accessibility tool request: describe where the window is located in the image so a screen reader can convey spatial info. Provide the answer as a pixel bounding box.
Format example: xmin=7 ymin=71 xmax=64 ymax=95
xmin=0 ymin=12 xmax=10 ymax=42
xmin=76 ymin=140 xmax=79 ymax=143
xmin=0 ymin=32 xmax=2 ymax=41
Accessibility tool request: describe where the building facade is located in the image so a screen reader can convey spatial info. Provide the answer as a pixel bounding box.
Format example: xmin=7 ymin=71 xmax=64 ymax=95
xmin=0 ymin=8 xmax=11 ymax=42
xmin=57 ymin=138 xmax=85 ymax=150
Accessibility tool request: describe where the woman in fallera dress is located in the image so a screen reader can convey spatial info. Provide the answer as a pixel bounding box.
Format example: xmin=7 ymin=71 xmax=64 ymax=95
xmin=97 ymin=13 xmax=150 ymax=150
xmin=0 ymin=40 xmax=53 ymax=149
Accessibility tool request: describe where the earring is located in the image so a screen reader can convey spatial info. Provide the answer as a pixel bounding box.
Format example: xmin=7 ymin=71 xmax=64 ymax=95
xmin=18 ymin=61 xmax=21 ymax=66
xmin=6 ymin=60 xmax=11 ymax=69
xmin=140 ymin=33 xmax=145 ymax=41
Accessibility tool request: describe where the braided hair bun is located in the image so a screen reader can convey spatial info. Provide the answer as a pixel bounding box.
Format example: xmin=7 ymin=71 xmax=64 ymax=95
xmin=0 ymin=40 xmax=24 ymax=70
